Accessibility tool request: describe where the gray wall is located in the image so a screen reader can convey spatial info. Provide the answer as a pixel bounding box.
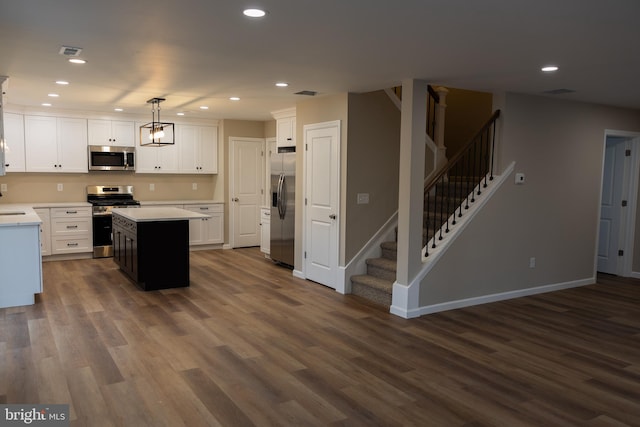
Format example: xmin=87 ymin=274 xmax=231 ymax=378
xmin=420 ymin=92 xmax=640 ymax=306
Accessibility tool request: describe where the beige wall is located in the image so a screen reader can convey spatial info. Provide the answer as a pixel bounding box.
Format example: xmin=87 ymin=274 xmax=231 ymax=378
xmin=0 ymin=172 xmax=217 ymax=204
xmin=420 ymin=93 xmax=640 ymax=306
xmin=295 ymin=93 xmax=348 ymax=268
xmin=443 ymin=87 xmax=493 ymax=159
xmin=345 ymin=91 xmax=400 ymax=261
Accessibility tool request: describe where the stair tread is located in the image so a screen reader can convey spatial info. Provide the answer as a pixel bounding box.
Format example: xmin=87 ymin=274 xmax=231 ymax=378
xmin=366 ymin=257 xmax=397 ymax=271
xmin=351 ymin=274 xmax=393 ymax=293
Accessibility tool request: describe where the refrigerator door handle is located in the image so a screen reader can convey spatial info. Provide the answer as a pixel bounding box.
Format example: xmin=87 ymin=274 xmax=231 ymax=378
xmin=280 ymin=175 xmax=287 ymax=219
xmin=277 ymin=173 xmax=285 ymax=219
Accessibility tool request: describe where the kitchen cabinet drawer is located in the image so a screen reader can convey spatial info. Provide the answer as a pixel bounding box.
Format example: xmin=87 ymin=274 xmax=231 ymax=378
xmin=50 ymin=206 xmax=92 ymax=218
xmin=51 ymin=236 xmax=92 ymax=254
xmin=51 ymin=217 xmax=91 ymax=235
xmin=184 ymin=203 xmax=223 ymax=245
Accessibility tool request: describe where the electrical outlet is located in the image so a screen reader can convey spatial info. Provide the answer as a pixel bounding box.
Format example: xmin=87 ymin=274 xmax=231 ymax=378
xmin=57 ymin=183 xmax=63 ymax=192
xmin=149 ymin=183 xmax=155 ymax=191
xmin=529 ymin=257 xmax=536 ymax=268
xmin=357 ymin=193 xmax=370 ymax=204
xmin=192 ymin=183 xmax=198 ymax=190
xmin=0 ymin=183 xmax=7 ymax=192
xmin=515 ymin=173 xmax=525 ymax=185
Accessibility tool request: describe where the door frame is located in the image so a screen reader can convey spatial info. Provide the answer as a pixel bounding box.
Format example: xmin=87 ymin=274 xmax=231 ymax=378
xmin=229 ymin=136 xmax=265 ymax=248
xmin=597 ymin=130 xmax=640 ymax=278
xmin=302 ymin=120 xmax=341 ymax=289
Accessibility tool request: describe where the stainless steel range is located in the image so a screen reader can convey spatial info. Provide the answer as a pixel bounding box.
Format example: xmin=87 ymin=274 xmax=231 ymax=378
xmin=87 ymin=185 xmax=140 ymax=258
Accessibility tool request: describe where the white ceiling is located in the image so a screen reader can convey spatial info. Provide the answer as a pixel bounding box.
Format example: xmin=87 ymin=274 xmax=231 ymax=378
xmin=1 ymin=0 xmax=639 ymax=121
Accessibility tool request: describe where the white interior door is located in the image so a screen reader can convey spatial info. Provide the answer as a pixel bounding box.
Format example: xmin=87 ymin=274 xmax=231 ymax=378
xmin=230 ymin=137 xmax=264 ymax=248
xmin=598 ymin=137 xmax=627 ymax=274
xmin=304 ymin=121 xmax=340 ymax=288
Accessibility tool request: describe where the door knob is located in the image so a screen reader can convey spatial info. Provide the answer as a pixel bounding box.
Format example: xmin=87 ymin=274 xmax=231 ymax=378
xmin=329 ymin=214 xmax=336 ymax=219
xmin=233 ymin=198 xmax=239 ymax=202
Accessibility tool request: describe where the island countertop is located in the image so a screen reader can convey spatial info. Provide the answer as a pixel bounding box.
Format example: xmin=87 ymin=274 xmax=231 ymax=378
xmin=113 ymin=207 xmax=210 ymax=222
xmin=0 ymin=205 xmax=43 ymax=227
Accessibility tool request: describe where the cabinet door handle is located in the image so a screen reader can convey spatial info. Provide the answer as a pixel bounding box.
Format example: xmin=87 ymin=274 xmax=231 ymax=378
xmin=329 ymin=214 xmax=336 ymax=220
xmin=66 ymin=211 xmax=78 ymax=214
xmin=67 ymin=242 xmax=79 ymax=247
xmin=66 ymin=225 xmax=78 ymax=229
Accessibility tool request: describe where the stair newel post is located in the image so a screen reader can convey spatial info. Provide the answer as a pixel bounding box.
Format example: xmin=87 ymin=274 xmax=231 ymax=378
xmin=490 ymin=116 xmax=497 ymax=181
xmin=434 ymin=87 xmax=449 ymax=171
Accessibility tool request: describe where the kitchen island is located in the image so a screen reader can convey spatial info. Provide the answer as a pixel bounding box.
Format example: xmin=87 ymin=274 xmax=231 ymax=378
xmin=0 ymin=206 xmax=43 ymax=308
xmin=112 ymin=207 xmax=209 ymax=291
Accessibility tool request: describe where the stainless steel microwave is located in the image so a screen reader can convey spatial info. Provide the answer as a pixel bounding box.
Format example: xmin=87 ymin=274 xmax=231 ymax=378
xmin=88 ymin=145 xmax=135 ymax=171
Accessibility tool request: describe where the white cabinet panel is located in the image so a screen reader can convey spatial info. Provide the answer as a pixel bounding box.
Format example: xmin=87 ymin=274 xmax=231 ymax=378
xmin=88 ymin=119 xmax=135 ymax=146
xmin=3 ymin=112 xmax=26 ymax=172
xmin=25 ymin=116 xmax=88 ymax=173
xmin=178 ymin=124 xmax=218 ymax=174
xmin=33 ymin=208 xmax=51 ymax=256
xmin=260 ymin=207 xmax=270 ymax=255
xmin=184 ymin=203 xmax=224 ymax=245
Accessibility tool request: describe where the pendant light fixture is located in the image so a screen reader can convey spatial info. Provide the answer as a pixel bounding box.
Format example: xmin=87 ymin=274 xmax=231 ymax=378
xmin=140 ymin=97 xmax=175 ymax=146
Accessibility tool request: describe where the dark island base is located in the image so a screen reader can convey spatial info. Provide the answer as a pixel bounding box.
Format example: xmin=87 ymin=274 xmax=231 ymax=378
xmin=113 ymin=218 xmax=190 ymax=291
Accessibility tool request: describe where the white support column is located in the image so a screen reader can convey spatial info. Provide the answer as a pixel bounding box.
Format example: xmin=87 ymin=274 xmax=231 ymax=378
xmin=434 ymin=86 xmax=449 ymax=170
xmin=396 ymin=79 xmax=428 ymax=287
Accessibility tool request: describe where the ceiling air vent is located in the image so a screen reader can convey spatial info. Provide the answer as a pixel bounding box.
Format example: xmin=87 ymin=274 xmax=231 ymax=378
xmin=542 ymin=88 xmax=576 ymax=95
xmin=59 ymin=46 xmax=83 ymax=57
xmin=295 ymin=90 xmax=317 ymax=96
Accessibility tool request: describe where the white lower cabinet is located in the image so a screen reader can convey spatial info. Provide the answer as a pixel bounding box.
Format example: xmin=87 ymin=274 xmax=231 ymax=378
xmin=33 ymin=208 xmax=51 ymax=256
xmin=184 ymin=203 xmax=223 ymax=245
xmin=260 ymin=207 xmax=270 ymax=255
xmin=50 ymin=206 xmax=93 ymax=255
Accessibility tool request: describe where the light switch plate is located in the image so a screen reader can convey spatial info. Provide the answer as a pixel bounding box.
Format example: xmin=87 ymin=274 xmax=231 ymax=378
xmin=149 ymin=183 xmax=155 ymax=191
xmin=57 ymin=183 xmax=63 ymax=192
xmin=0 ymin=183 xmax=7 ymax=192
xmin=192 ymin=183 xmax=197 ymax=190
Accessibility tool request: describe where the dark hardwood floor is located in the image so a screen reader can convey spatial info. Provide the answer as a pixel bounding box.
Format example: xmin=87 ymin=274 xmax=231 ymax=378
xmin=1 ymin=248 xmax=640 ymax=426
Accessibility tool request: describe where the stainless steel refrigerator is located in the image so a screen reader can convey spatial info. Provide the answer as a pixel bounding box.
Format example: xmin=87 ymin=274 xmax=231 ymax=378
xmin=270 ymin=146 xmax=296 ymax=267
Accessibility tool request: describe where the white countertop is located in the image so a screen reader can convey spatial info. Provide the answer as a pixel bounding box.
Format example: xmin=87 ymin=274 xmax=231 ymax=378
xmin=0 ymin=205 xmax=43 ymax=227
xmin=113 ymin=207 xmax=210 ymax=222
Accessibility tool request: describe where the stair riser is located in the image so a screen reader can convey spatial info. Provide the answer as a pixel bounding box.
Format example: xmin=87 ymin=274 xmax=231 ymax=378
xmin=352 ymin=282 xmax=392 ymax=307
xmin=381 ymin=247 xmax=397 ymax=260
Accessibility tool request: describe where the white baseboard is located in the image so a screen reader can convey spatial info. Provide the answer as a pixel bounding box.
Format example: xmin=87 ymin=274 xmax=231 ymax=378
xmin=631 ymin=271 xmax=640 ymax=279
xmin=293 ymin=269 xmax=304 ymax=280
xmin=396 ymin=277 xmax=594 ymax=318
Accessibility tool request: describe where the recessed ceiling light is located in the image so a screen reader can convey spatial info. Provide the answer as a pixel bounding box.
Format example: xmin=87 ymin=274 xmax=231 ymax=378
xmin=275 ymin=82 xmax=289 ymax=87
xmin=541 ymin=65 xmax=559 ymax=72
xmin=42 ymin=103 xmax=52 ymax=107
xmin=68 ymin=58 xmax=86 ymax=64
xmin=199 ymin=106 xmax=209 ymax=110
xmin=114 ymin=108 xmax=123 ymax=112
xmin=48 ymin=93 xmax=59 ymax=97
xmin=55 ymin=80 xmax=69 ymax=85
xmin=229 ymin=97 xmax=240 ymax=101
xmin=243 ymin=8 xmax=266 ymax=18
xmin=176 ymin=112 xmax=185 ymax=116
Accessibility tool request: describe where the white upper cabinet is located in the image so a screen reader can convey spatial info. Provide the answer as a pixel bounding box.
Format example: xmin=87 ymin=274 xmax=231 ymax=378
xmin=178 ymin=124 xmax=218 ymax=174
xmin=3 ymin=113 xmax=26 ymax=172
xmin=88 ymin=119 xmax=135 ymax=146
xmin=25 ymin=116 xmax=88 ymax=173
xmin=272 ymin=107 xmax=296 ymax=148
